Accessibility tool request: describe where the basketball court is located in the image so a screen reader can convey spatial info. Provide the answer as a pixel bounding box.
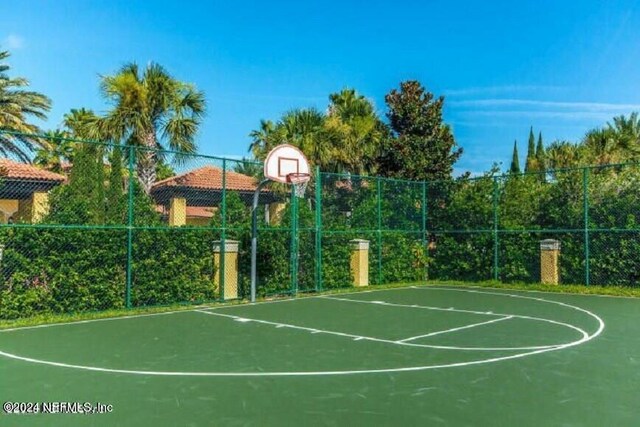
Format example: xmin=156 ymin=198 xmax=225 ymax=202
xmin=1 ymin=145 xmax=639 ymax=425
xmin=1 ymin=285 xmax=639 ymax=425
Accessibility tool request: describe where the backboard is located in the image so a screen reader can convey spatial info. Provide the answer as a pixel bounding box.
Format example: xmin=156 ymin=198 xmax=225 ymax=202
xmin=263 ymin=144 xmax=310 ymax=184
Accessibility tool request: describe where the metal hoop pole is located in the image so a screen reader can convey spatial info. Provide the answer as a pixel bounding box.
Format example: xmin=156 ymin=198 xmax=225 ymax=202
xmin=251 ymin=179 xmax=271 ymax=303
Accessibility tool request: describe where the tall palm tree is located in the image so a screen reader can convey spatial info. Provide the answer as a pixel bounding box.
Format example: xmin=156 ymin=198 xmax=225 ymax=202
xmin=248 ymin=89 xmax=383 ymax=174
xmin=325 ymin=89 xmax=382 ymax=174
xmin=250 ymin=108 xmax=331 ymax=168
xmin=608 ymin=113 xmax=640 ymax=157
xmin=0 ymin=50 xmax=51 ymax=161
xmin=546 ymin=141 xmax=581 ymax=170
xmin=583 ymin=128 xmax=621 ymax=165
xmin=328 ymin=88 xmax=375 ymax=118
xmin=248 ymin=119 xmax=276 ymax=158
xmin=280 ymin=108 xmax=329 ymax=165
xmin=33 ymin=129 xmax=75 ymax=172
xmin=233 ymin=158 xmax=263 ymax=178
xmin=64 ymin=108 xmax=102 ymax=140
xmin=96 ymin=62 xmax=206 ymax=193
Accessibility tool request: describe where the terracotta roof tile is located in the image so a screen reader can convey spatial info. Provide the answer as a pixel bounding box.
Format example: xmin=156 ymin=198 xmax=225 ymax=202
xmin=0 ymin=159 xmax=66 ymax=182
xmin=151 ymin=165 xmax=261 ymax=192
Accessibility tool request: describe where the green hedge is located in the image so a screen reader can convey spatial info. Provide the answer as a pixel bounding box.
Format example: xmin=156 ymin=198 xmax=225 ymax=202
xmin=3 ymin=162 xmax=640 ymax=320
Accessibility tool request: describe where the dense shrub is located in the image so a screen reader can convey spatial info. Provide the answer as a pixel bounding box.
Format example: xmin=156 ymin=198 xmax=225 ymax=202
xmin=0 ymin=228 xmax=126 ymax=318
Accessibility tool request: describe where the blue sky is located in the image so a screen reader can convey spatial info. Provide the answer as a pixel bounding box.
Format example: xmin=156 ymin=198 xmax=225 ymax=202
xmin=3 ymin=0 xmax=640 ymax=174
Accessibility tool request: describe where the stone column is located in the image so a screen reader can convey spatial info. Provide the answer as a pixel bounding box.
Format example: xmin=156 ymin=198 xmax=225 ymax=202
xmin=350 ymin=239 xmax=370 ymax=287
xmin=540 ymin=239 xmax=560 ymax=285
xmin=169 ymin=197 xmax=186 ymax=226
xmin=31 ymin=192 xmax=50 ymax=223
xmin=213 ymin=240 xmax=239 ymax=300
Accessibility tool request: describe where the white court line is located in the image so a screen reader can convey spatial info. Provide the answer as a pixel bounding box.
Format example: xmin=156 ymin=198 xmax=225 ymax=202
xmin=320 ymin=295 xmax=504 ymax=317
xmin=0 ymin=287 xmax=605 ymax=377
xmin=413 ymin=286 xmax=607 ymax=323
xmin=195 ymin=309 xmax=583 ymax=352
xmin=195 ymin=310 xmax=405 ymax=347
xmin=397 ymin=316 xmax=513 ymax=343
xmin=419 ymin=283 xmax=640 ymax=300
xmin=320 ymin=296 xmax=588 ymax=340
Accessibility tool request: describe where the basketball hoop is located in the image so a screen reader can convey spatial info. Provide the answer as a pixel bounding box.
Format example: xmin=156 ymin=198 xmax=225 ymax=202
xmin=287 ymin=172 xmax=310 ymax=198
xmin=251 ymin=144 xmax=312 ymax=303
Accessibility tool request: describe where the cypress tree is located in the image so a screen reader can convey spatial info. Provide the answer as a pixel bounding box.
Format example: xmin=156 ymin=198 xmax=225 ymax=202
xmin=510 ymin=140 xmax=521 ymax=174
xmin=536 ymin=132 xmax=545 ymax=172
xmin=105 ymin=145 xmax=126 ymax=224
xmin=47 ymin=143 xmax=105 ymax=224
xmin=525 ymin=127 xmax=536 ymax=172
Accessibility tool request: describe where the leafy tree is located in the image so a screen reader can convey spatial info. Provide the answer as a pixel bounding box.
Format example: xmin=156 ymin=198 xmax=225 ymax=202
xmin=95 ymin=62 xmax=206 ymax=193
xmin=510 ymin=140 xmax=521 ymax=174
xmin=377 ymin=80 xmax=461 ymax=181
xmin=525 ymin=127 xmax=536 ymax=172
xmin=0 ymin=50 xmax=51 ymax=161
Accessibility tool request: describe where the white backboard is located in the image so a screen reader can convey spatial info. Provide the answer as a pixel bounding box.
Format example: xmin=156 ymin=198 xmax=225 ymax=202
xmin=264 ymin=144 xmax=310 ymax=184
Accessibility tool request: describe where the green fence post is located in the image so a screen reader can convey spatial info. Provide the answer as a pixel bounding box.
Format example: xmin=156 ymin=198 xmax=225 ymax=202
xmin=290 ymin=186 xmax=299 ymax=293
xmin=376 ymin=177 xmax=382 ymax=285
xmin=220 ymin=159 xmax=226 ymax=301
xmin=492 ymin=176 xmax=499 ymax=281
xmin=125 ymin=145 xmax=135 ymax=309
xmin=315 ymin=167 xmax=322 ymax=292
xmin=422 ymin=181 xmax=428 ymax=281
xmin=583 ymin=167 xmax=590 ymax=286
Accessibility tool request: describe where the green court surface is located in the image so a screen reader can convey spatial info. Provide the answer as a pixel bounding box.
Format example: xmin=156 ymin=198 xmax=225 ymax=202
xmin=1 ymin=285 xmax=639 ymax=426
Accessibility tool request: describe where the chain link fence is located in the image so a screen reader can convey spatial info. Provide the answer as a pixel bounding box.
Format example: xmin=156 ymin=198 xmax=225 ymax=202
xmin=1 ymin=131 xmax=639 ymax=319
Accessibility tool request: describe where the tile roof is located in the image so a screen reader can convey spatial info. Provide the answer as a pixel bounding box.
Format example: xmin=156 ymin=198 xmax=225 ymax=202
xmin=151 ymin=165 xmax=261 ymax=192
xmin=0 ymin=159 xmax=66 ymax=182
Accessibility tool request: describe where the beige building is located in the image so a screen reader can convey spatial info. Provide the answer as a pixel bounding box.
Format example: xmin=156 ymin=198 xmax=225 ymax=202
xmin=150 ymin=165 xmax=282 ymax=226
xmin=0 ymin=159 xmax=65 ymax=223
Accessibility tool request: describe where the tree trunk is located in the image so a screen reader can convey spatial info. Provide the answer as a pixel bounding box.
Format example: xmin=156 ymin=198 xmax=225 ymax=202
xmin=137 ymin=131 xmax=158 ymax=194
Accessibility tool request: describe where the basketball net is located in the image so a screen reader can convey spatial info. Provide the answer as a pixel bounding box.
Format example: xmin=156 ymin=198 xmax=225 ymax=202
xmin=287 ymin=173 xmax=310 ymax=198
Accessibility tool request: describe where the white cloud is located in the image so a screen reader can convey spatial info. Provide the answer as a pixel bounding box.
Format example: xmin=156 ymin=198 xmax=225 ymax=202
xmin=448 ymin=98 xmax=640 ymax=112
xmin=3 ymin=34 xmax=25 ymax=50
xmin=458 ymin=110 xmax=616 ymax=121
xmin=444 ymin=85 xmax=564 ymax=97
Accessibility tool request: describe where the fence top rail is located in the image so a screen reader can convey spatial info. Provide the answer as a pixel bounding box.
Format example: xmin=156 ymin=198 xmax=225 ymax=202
xmin=3 ymin=130 xmax=640 ymax=184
